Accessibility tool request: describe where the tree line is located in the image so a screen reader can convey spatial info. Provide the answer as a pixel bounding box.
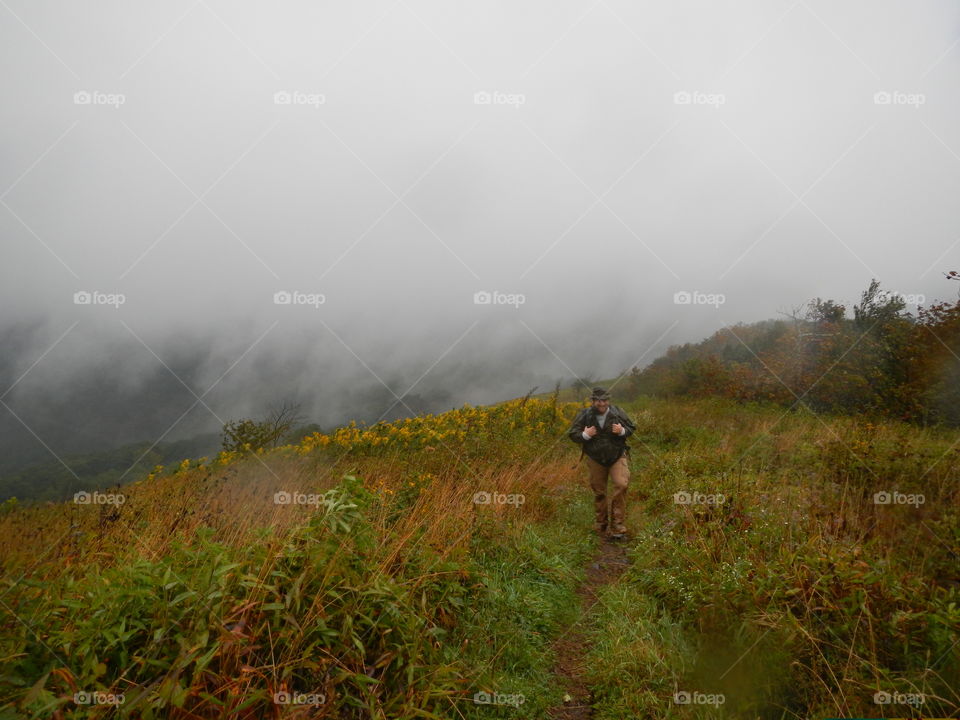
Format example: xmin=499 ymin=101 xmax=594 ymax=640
xmin=628 ymin=274 xmax=960 ymax=426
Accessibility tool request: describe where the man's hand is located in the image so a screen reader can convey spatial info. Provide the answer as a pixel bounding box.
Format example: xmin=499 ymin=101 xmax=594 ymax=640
xmin=611 ymin=422 xmax=624 ymax=435
xmin=583 ymin=425 xmax=598 ymax=438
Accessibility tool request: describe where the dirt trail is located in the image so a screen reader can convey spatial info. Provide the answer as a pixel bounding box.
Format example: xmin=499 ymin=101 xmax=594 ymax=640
xmin=547 ymin=537 xmax=631 ymax=719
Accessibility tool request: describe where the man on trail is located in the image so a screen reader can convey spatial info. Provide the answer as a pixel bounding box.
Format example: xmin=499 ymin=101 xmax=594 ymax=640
xmin=568 ymin=387 xmax=636 ymax=540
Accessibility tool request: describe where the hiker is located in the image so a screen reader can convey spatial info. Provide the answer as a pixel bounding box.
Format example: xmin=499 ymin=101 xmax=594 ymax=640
xmin=568 ymin=387 xmax=636 ymax=540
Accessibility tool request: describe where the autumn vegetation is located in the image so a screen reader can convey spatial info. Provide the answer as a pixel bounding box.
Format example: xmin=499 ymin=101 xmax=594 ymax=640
xmin=1 ymin=276 xmax=958 ymax=718
xmin=629 ymin=275 xmax=960 ymax=426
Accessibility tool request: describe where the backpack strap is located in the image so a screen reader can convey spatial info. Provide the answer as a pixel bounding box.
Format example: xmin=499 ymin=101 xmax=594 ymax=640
xmin=572 ymin=444 xmax=585 ymax=469
xmin=572 ymin=408 xmax=590 ymax=467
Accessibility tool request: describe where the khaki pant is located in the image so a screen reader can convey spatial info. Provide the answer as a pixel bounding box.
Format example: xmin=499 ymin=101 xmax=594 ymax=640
xmin=585 ymin=454 xmax=629 ymax=534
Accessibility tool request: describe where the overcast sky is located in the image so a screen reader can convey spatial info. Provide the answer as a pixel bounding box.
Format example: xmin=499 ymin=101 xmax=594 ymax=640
xmin=2 ymin=0 xmax=960 ymax=446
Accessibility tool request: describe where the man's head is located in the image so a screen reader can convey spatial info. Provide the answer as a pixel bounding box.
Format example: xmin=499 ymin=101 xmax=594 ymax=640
xmin=590 ymin=387 xmax=611 ymax=412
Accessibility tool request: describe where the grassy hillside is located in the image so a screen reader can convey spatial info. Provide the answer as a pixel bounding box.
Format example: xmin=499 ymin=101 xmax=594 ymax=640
xmin=0 ymin=392 xmax=957 ymax=718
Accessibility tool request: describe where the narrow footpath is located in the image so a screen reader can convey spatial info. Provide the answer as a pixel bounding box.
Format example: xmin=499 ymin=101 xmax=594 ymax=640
xmin=547 ymin=536 xmax=631 ymax=719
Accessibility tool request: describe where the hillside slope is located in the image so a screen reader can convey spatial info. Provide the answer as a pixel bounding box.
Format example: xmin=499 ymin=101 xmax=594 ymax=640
xmin=1 ymin=393 xmax=958 ymax=718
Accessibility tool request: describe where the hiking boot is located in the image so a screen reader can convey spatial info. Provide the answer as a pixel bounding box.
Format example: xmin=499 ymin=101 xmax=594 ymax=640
xmin=609 ymin=527 xmax=628 ymax=541
xmin=594 ymin=523 xmax=608 ymax=538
